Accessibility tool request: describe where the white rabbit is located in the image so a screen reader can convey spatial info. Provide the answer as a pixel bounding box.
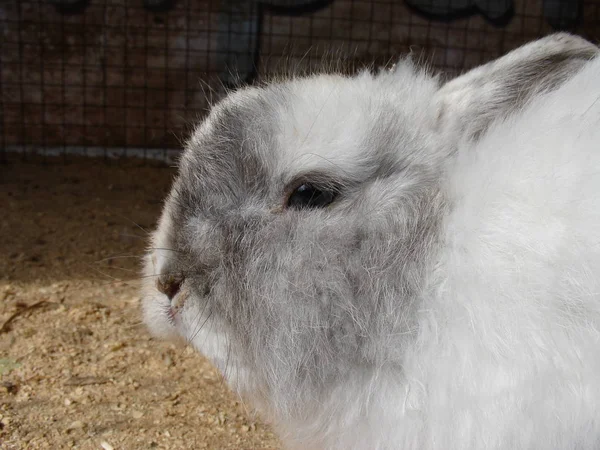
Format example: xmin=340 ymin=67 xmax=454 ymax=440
xmin=142 ymin=33 xmax=600 ymax=449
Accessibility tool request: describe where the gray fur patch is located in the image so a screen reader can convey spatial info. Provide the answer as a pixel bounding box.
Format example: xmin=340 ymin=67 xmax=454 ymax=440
xmin=159 ymin=71 xmax=449 ymax=413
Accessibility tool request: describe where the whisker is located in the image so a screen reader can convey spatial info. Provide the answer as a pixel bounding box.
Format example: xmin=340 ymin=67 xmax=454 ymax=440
xmin=118 ymin=233 xmax=148 ymax=241
xmin=84 ymin=262 xmax=129 ymax=283
xmin=197 ymin=307 xmax=217 ymax=354
xmin=300 ymin=85 xmax=338 ymax=147
xmin=92 ymin=264 xmax=144 ymax=274
xmin=183 ymin=309 xmax=213 ymax=359
xmin=77 ymin=267 xmax=187 ymax=288
xmin=106 ymin=208 xmax=151 ymax=235
xmin=302 ymin=152 xmax=353 ymax=176
xmin=50 ymin=274 xmax=175 ymax=297
xmin=187 ymin=299 xmax=213 ymax=345
xmin=177 ymin=340 xmax=192 ymax=359
xmin=222 ymin=334 xmax=233 ymax=385
xmin=582 ymin=93 xmax=600 ymax=117
xmin=94 ymin=254 xmax=144 ymax=263
xmin=125 ymin=321 xmax=147 ymax=331
xmin=148 ymin=247 xmax=187 ymax=255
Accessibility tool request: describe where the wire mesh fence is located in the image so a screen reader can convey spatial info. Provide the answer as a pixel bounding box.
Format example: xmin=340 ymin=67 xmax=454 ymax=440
xmin=1 ymin=0 xmax=600 ymax=162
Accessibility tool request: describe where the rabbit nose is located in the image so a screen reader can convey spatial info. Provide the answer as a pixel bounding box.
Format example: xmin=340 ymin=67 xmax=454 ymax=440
xmin=156 ymin=275 xmax=183 ymax=301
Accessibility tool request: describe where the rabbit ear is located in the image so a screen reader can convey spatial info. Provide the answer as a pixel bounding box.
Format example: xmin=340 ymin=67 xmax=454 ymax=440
xmin=433 ymin=33 xmax=598 ymax=141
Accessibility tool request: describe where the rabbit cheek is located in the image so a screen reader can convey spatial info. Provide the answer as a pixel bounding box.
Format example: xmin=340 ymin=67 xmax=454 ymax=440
xmin=218 ymin=221 xmax=356 ymax=388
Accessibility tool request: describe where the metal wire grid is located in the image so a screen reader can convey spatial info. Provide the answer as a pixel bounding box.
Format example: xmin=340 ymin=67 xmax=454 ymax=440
xmin=1 ymin=0 xmax=599 ymax=162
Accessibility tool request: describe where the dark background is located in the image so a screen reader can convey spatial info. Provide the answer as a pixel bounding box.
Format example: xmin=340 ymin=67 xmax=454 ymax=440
xmin=2 ymin=0 xmax=600 ymax=157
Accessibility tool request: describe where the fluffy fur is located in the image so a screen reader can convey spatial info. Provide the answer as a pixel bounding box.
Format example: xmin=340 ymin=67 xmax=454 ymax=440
xmin=142 ymin=33 xmax=600 ymax=449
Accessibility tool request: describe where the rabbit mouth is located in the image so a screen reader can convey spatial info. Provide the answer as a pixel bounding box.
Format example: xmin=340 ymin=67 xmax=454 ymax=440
xmin=169 ymin=286 xmax=187 ymax=313
xmin=164 ymin=304 xmax=176 ymax=323
xmin=165 ymin=287 xmax=194 ymax=331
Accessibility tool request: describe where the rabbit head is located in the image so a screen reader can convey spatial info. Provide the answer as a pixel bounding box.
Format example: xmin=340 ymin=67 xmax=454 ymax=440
xmin=142 ymin=33 xmax=598 ymax=446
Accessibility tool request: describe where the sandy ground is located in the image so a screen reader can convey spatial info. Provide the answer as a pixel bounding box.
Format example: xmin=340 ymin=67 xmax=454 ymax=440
xmin=0 ymin=157 xmax=281 ymax=450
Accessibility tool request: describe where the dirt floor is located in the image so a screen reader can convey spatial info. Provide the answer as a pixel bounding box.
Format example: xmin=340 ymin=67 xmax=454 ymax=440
xmin=0 ymin=157 xmax=281 ymax=450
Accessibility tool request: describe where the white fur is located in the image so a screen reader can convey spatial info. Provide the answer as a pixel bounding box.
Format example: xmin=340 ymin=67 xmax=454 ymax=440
xmin=273 ymin=71 xmax=439 ymax=182
xmin=278 ymin=54 xmax=600 ymax=450
xmin=143 ymin=36 xmax=600 ymax=450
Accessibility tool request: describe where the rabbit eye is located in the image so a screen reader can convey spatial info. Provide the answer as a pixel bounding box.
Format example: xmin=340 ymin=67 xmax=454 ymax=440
xmin=286 ymin=183 xmax=337 ymax=209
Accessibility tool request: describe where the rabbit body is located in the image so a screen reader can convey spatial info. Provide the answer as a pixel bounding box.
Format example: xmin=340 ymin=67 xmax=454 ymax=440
xmin=143 ymin=34 xmax=600 ymax=449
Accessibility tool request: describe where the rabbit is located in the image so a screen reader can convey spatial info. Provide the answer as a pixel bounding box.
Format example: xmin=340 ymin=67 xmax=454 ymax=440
xmin=142 ymin=33 xmax=600 ymax=449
